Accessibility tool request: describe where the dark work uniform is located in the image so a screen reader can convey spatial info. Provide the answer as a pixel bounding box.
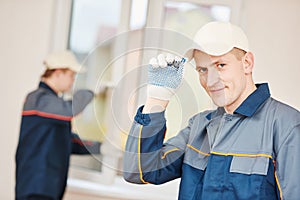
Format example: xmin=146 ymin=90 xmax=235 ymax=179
xmin=15 ymin=82 xmax=100 ymax=200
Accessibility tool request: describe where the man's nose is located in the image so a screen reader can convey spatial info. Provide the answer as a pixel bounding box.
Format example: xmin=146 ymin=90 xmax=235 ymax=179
xmin=207 ymin=68 xmax=220 ymax=87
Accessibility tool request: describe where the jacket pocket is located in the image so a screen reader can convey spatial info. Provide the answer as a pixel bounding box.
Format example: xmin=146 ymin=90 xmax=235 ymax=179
xmin=230 ymin=156 xmax=269 ymax=175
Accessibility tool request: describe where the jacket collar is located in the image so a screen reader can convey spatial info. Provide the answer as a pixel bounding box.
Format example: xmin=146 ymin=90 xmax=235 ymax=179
xmin=39 ymin=81 xmax=58 ymax=96
xmin=234 ymin=83 xmax=270 ymax=117
xmin=206 ymin=83 xmax=270 ymax=119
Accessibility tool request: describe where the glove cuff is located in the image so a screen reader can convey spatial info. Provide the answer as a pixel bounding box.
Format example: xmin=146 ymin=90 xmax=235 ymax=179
xmin=147 ymin=84 xmax=176 ymax=101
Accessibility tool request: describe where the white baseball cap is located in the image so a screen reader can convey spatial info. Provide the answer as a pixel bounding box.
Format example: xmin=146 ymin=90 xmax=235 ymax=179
xmin=185 ymin=21 xmax=249 ymax=60
xmin=43 ymin=50 xmax=85 ymax=73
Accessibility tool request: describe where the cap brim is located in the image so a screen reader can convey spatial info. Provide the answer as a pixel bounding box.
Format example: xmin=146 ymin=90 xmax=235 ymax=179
xmin=184 ymin=43 xmax=234 ymax=61
xmin=44 ymin=63 xmax=86 ymax=73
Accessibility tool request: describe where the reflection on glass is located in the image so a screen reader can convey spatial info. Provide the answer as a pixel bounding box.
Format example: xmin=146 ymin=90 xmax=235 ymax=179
xmin=67 ymin=0 xmax=232 ymax=175
xmin=69 ymin=0 xmax=121 ymax=53
xmin=164 ymin=1 xmax=231 ymax=38
xmin=68 ymin=0 xmax=122 ymax=172
xmin=130 ymin=0 xmax=148 ymax=30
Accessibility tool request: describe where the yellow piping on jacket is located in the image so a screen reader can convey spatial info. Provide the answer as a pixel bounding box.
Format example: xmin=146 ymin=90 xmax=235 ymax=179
xmin=138 ymin=125 xmax=149 ymax=184
xmin=187 ymin=144 xmax=210 ymax=156
xmin=211 ymin=151 xmax=272 ymax=159
xmin=273 ymin=160 xmax=283 ymax=200
xmin=161 ymin=148 xmax=180 ymax=159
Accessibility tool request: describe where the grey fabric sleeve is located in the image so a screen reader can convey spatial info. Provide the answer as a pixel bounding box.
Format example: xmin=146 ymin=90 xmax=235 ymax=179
xmin=34 ymin=89 xmax=93 ymax=117
xmin=123 ymin=108 xmax=194 ymax=184
xmin=72 ymin=90 xmax=94 ymax=116
xmin=275 ymin=123 xmax=300 ymax=199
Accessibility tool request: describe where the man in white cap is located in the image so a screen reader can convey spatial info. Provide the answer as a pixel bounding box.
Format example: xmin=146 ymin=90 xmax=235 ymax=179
xmin=15 ymin=50 xmax=101 ymax=200
xmin=123 ymin=21 xmax=300 ymax=199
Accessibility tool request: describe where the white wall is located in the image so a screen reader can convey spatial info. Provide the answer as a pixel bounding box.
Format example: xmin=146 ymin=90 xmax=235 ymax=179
xmin=0 ymin=0 xmax=55 ymax=199
xmin=0 ymin=0 xmax=299 ymax=199
xmin=241 ymin=0 xmax=300 ymax=110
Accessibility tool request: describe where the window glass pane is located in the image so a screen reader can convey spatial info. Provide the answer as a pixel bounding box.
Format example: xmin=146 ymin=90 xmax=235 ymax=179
xmin=130 ymin=0 xmax=148 ymax=30
xmin=164 ymin=1 xmax=231 ymax=38
xmin=69 ymin=0 xmax=122 ymax=53
xmin=68 ymin=0 xmax=122 ymax=172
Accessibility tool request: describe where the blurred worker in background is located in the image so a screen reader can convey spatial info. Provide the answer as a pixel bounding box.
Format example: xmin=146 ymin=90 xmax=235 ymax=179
xmin=15 ymin=50 xmax=101 ymax=200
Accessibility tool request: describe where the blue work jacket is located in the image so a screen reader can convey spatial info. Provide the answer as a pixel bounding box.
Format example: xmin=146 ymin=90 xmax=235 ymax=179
xmin=16 ymin=82 xmax=100 ymax=200
xmin=123 ymin=83 xmax=300 ymax=200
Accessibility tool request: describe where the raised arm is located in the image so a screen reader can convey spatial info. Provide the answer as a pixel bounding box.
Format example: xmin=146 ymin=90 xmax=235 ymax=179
xmin=32 ymin=89 xmax=94 ymax=119
xmin=123 ymin=106 xmax=195 ymax=184
xmin=123 ymin=54 xmax=188 ymax=184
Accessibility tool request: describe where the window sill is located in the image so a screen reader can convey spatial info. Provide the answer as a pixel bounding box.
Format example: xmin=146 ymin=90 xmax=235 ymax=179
xmin=66 ymin=175 xmax=179 ymax=200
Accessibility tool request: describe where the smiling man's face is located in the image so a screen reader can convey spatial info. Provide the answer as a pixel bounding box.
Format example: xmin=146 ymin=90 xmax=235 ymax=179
xmin=194 ymin=48 xmax=254 ymax=113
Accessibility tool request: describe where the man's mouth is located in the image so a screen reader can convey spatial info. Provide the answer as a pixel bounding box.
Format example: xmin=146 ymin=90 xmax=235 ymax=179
xmin=209 ymin=87 xmax=225 ymax=93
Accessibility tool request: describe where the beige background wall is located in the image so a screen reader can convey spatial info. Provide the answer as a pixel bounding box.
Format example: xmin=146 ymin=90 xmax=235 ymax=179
xmin=0 ymin=0 xmax=54 ymax=199
xmin=242 ymin=0 xmax=300 ymax=109
xmin=0 ymin=0 xmax=299 ymax=199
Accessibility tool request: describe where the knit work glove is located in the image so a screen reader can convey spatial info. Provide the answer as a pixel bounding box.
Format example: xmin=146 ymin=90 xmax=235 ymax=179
xmin=147 ymin=53 xmax=186 ymax=100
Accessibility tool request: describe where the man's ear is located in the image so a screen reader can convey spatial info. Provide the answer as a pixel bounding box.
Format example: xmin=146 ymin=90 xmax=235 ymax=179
xmin=243 ymin=52 xmax=254 ymax=74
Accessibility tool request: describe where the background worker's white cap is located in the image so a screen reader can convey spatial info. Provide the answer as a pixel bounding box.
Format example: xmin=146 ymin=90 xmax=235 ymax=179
xmin=185 ymin=21 xmax=249 ymax=60
xmin=43 ymin=50 xmax=85 ymax=73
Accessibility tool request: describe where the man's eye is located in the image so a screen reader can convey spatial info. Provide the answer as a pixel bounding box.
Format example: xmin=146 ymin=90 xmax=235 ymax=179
xmin=217 ymin=64 xmax=226 ymax=68
xmin=197 ymin=67 xmax=207 ymax=73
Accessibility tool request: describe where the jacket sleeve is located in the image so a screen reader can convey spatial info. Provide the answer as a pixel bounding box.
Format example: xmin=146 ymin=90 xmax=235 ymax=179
xmin=123 ymin=106 xmax=192 ymax=185
xmin=71 ymin=133 xmax=101 ymax=154
xmin=72 ymin=90 xmax=94 ymax=116
xmin=275 ymin=123 xmax=300 ymax=199
xmin=34 ymin=89 xmax=94 ymax=119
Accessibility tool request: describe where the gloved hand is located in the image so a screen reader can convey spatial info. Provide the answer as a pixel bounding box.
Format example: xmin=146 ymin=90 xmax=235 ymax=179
xmin=147 ymin=53 xmax=186 ymax=100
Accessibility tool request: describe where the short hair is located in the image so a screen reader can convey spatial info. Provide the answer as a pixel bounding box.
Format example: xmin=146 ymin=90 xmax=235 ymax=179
xmin=41 ymin=68 xmax=69 ymax=79
xmin=230 ymin=48 xmax=247 ymax=61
